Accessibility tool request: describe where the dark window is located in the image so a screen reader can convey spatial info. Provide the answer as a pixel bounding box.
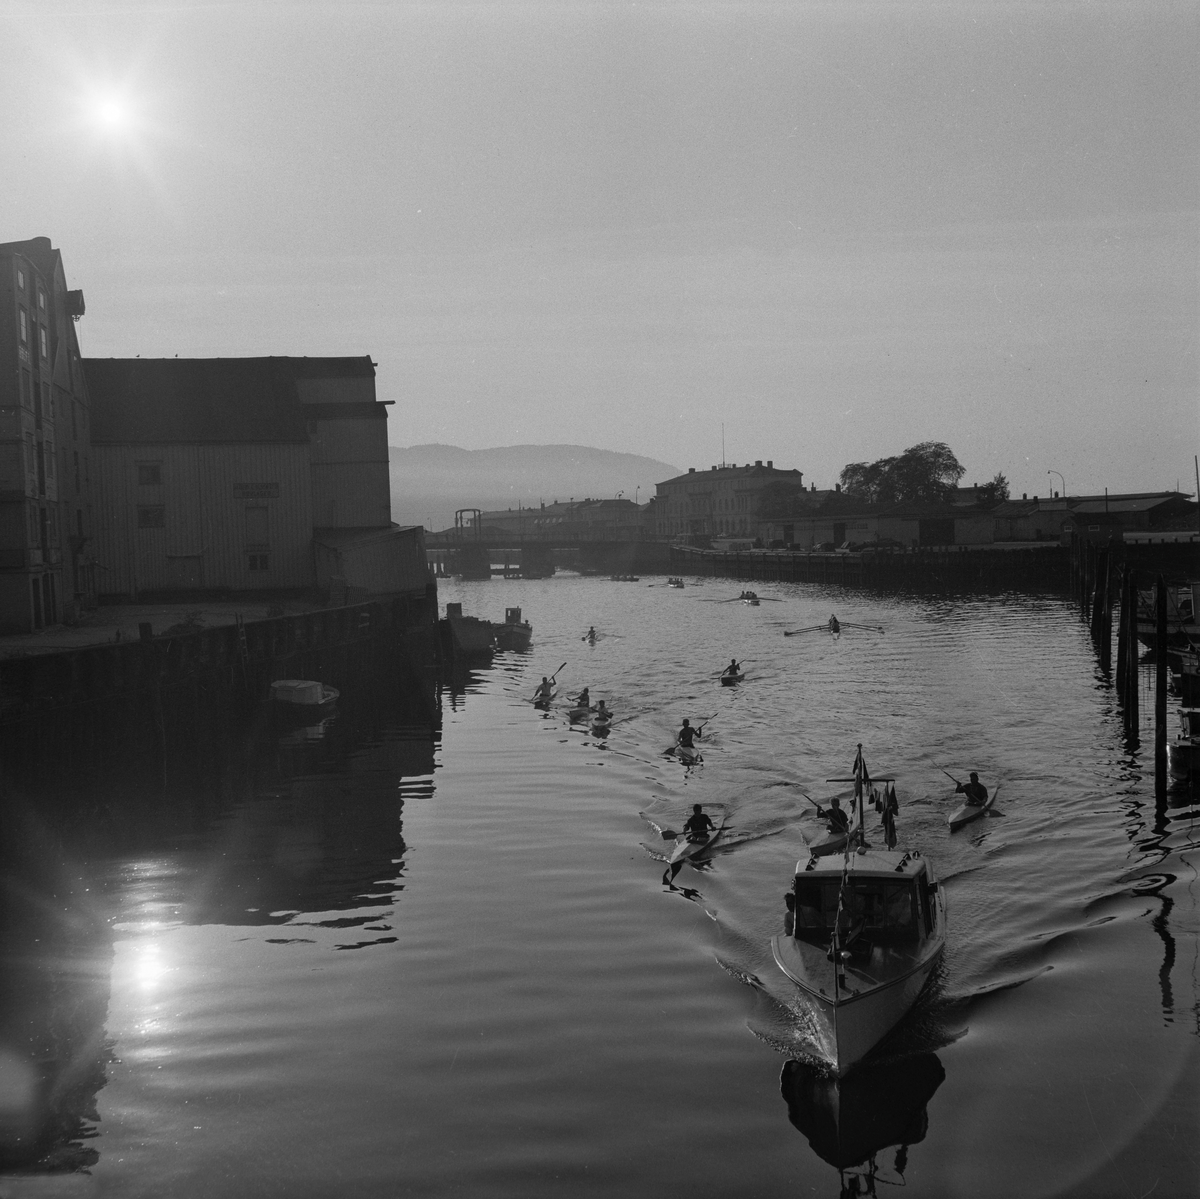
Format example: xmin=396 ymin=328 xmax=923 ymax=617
xmin=18 ymin=307 xmax=28 ymax=344
xmin=38 ymin=326 xmax=48 ymax=358
xmin=248 ymin=553 xmax=270 ymax=571
xmin=137 ymin=506 xmax=165 ymax=528
xmin=137 ymin=464 xmax=162 ymax=486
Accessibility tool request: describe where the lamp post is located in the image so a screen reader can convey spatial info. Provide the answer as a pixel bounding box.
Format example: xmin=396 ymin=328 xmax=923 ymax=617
xmin=1047 ymin=470 xmax=1066 ymax=499
xmin=634 ymin=486 xmax=640 ymax=507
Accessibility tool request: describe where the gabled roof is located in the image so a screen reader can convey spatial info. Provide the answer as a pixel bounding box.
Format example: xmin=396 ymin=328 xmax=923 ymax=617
xmin=658 ymin=463 xmax=803 ymax=487
xmin=84 ymin=356 xmax=374 ymax=444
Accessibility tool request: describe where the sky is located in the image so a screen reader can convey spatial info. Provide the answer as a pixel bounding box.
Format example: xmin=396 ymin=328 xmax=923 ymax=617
xmin=4 ymin=0 xmax=1196 ymax=499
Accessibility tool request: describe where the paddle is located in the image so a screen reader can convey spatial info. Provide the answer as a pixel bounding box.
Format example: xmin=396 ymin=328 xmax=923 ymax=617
xmin=783 ymin=624 xmax=829 ymax=637
xmin=840 ymin=622 xmax=885 ymax=633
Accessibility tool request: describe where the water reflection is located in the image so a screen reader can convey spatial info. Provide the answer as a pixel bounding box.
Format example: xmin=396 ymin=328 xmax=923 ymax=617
xmin=0 ymin=697 xmax=438 ymax=1174
xmin=781 ymin=1054 xmax=945 ymax=1196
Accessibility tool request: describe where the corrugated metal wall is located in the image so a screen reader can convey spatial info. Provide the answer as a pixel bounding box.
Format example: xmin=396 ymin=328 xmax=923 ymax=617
xmin=308 ymin=418 xmax=391 ymax=528
xmin=92 ymin=443 xmax=314 ymax=595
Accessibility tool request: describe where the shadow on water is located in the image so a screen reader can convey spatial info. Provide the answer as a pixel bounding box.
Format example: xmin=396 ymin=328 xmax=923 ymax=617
xmin=780 ymin=1053 xmax=946 ymax=1197
xmin=0 ymin=668 xmax=441 ymax=1174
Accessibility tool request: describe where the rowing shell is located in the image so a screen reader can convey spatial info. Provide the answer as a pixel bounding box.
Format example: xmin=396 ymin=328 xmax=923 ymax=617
xmin=669 ymin=817 xmax=727 ymax=866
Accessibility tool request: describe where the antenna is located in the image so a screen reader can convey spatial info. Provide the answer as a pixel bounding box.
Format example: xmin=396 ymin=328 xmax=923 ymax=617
xmin=721 ymin=423 xmax=726 ymax=468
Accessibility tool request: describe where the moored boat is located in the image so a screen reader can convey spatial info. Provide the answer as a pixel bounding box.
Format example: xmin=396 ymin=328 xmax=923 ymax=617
xmin=771 ymin=745 xmax=946 ymax=1076
xmin=494 ymin=607 xmax=532 ymax=651
xmin=1167 ymin=707 xmax=1200 ymax=781
xmin=270 ymin=678 xmax=340 ymax=713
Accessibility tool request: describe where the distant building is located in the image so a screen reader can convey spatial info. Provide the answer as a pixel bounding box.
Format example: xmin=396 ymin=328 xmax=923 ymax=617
xmin=0 ymin=237 xmax=96 ymax=632
xmin=464 ymin=497 xmax=644 ymax=541
xmin=991 ymin=492 xmax=1196 ymax=544
xmin=655 ymin=461 xmax=804 ymax=539
xmin=84 ymin=356 xmax=428 ymax=601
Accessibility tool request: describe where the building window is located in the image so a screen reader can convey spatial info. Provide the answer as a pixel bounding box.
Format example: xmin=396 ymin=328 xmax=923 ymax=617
xmin=38 ymin=326 xmax=48 ymax=359
xmin=38 ymin=290 xmax=46 ymax=311
xmin=137 ymin=506 xmax=165 ymax=528
xmin=248 ymin=553 xmax=269 ymax=571
xmin=137 ymin=463 xmax=162 ymax=485
xmin=16 ymin=268 xmax=24 ymax=290
xmin=18 ymin=308 xmax=28 ymax=344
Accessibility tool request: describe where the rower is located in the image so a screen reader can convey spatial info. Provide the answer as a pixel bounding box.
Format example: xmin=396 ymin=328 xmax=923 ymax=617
xmin=534 ymin=676 xmax=553 ymax=700
xmin=828 ymin=614 xmax=840 ymax=634
xmin=683 ymin=803 xmax=715 ymax=843
xmin=956 ymin=772 xmax=989 ymax=806
xmin=677 ymin=718 xmax=700 ymax=749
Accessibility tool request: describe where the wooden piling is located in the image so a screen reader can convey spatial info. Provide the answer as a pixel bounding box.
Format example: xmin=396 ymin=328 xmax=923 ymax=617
xmin=1098 ymin=549 xmax=1113 ymax=675
xmin=1116 ymin=567 xmax=1129 ymax=698
xmin=1155 ymin=575 xmax=1168 ymax=789
xmin=1125 ymin=569 xmax=1139 ymax=740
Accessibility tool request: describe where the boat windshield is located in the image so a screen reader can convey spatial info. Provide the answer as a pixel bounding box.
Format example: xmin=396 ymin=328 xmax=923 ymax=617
xmin=793 ymin=877 xmax=921 ymax=947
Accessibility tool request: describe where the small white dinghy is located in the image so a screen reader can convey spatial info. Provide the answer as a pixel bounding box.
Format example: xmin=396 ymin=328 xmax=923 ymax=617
xmin=771 ymin=745 xmax=947 ymax=1076
xmin=270 ymin=679 xmax=340 ymax=711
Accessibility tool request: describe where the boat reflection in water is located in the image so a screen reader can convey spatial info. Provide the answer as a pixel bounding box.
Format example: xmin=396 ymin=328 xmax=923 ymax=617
xmin=780 ymin=1053 xmax=945 ymax=1196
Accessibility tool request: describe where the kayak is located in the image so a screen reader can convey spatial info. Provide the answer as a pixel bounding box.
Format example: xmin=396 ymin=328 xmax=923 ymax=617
xmin=805 ymin=827 xmax=849 ymax=856
xmin=674 ymin=741 xmax=703 ymax=765
xmin=720 ymin=671 xmax=744 ymax=685
xmin=948 ymin=791 xmax=996 ymax=831
xmin=590 ymin=713 xmax=614 ymax=735
xmin=531 ymin=687 xmax=557 ymax=707
xmin=669 ymin=817 xmax=727 ymax=866
xmin=567 ymin=705 xmax=591 ymax=722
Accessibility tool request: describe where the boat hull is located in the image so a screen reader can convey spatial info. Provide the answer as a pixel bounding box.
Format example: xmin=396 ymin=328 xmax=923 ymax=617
xmin=948 ymin=794 xmax=994 ymax=830
xmin=669 ymin=820 xmax=724 ymax=865
xmin=771 ymin=935 xmax=943 ymax=1076
xmin=720 ymin=672 xmax=744 ymax=685
xmin=675 ymin=742 xmax=702 ymax=765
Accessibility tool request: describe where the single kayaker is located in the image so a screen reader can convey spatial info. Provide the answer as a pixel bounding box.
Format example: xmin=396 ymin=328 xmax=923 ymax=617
xmin=683 ymin=804 xmax=715 ymax=842
xmin=677 ymin=718 xmax=700 ymax=748
xmin=584 ymin=626 xmax=597 ymax=641
xmin=816 ymin=800 xmax=849 ymax=835
xmin=956 ymin=772 xmax=989 ymax=806
xmin=594 ymin=700 xmax=611 ymax=720
xmin=723 ymin=658 xmax=741 ymax=676
xmin=573 ymin=687 xmax=591 ymax=710
xmin=534 ymin=677 xmax=553 ymax=701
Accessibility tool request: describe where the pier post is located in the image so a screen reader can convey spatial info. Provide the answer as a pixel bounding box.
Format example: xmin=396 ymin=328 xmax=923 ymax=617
xmin=1125 ymin=569 xmax=1140 ymax=741
xmin=1154 ymin=576 xmax=1168 ymax=792
xmin=1098 ymin=549 xmax=1113 ymax=676
xmin=1116 ymin=566 xmax=1129 ymax=698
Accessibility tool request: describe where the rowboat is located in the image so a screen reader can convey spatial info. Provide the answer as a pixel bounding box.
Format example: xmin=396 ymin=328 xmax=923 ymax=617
xmin=668 ymin=816 xmax=726 ymax=866
xmin=771 ymin=745 xmax=947 ymax=1076
xmin=947 ymin=790 xmax=995 ymax=830
xmin=270 ymin=679 xmax=340 ymax=713
xmin=720 ymin=671 xmax=745 ymax=685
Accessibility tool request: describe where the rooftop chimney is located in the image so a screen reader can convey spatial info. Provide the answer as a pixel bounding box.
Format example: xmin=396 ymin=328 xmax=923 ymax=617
xmin=755 ymin=460 xmax=763 ymax=467
xmin=688 ymin=467 xmax=696 ymax=474
xmin=767 ymin=460 xmax=773 ymax=468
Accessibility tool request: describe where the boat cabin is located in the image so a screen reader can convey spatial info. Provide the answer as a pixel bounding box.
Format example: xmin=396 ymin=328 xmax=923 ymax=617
xmin=786 ymin=852 xmax=940 ymax=952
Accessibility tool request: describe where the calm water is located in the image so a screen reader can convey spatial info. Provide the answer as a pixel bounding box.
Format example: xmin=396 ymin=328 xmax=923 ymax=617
xmin=2 ymin=574 xmax=1198 ymax=1198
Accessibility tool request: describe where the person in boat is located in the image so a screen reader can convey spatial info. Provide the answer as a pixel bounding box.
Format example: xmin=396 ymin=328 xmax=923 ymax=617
xmin=573 ymin=687 xmax=591 ymax=710
xmin=816 ymin=799 xmax=849 ymax=835
xmin=584 ymin=626 xmax=597 ymax=641
xmin=828 ymin=614 xmax=840 ymax=634
xmin=723 ymin=658 xmax=741 ymax=677
xmin=534 ymin=677 xmax=554 ymax=701
xmin=677 ymin=718 xmax=701 ymax=749
xmin=683 ymin=803 xmax=715 ymax=843
xmin=594 ymin=700 xmax=611 ymax=721
xmin=956 ymin=772 xmax=989 ymax=806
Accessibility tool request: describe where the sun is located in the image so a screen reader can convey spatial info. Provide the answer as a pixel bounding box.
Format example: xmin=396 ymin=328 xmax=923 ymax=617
xmin=82 ymin=90 xmax=140 ymax=139
xmin=95 ymin=97 xmax=128 ymax=129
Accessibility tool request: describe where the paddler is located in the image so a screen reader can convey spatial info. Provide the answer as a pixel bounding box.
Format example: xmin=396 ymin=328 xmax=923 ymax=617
xmin=676 ymin=718 xmax=700 ymax=749
xmin=723 ymin=658 xmax=741 ymax=676
xmin=683 ymin=803 xmax=715 ymax=842
xmin=584 ymin=626 xmax=597 ymax=641
xmin=534 ymin=677 xmax=554 ymax=701
xmin=955 ymin=772 xmax=989 ymax=807
xmin=816 ymin=798 xmax=849 ymax=835
xmin=594 ymin=699 xmax=611 ymax=721
xmin=573 ymin=686 xmax=591 ymax=710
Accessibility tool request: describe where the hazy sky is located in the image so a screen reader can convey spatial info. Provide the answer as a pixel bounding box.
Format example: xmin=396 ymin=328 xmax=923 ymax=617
xmin=5 ymin=1 xmax=1196 ymax=497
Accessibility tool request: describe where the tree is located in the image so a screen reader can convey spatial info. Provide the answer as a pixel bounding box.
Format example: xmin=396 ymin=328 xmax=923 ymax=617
xmin=838 ymin=442 xmax=965 ymax=505
xmin=976 ymin=472 xmax=1010 ymax=506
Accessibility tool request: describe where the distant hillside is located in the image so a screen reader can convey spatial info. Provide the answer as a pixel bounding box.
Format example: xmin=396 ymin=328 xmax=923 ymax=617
xmin=389 ymin=444 xmax=681 ymax=531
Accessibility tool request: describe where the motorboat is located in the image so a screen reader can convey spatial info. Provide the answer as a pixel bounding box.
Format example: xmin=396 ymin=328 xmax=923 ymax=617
xmin=772 ymin=745 xmax=946 ymax=1076
xmin=493 ymin=607 xmax=532 ymax=651
xmin=1167 ymin=707 xmax=1200 ymax=781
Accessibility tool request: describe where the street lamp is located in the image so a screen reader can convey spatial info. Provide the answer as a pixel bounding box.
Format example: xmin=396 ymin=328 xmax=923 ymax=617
xmin=634 ymin=486 xmax=640 ymax=507
xmin=1047 ymin=470 xmax=1066 ymax=499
